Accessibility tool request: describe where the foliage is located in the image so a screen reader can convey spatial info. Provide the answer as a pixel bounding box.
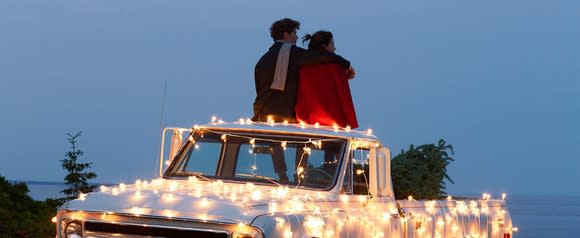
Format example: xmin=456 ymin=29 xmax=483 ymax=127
xmin=60 ymin=132 xmax=97 ymax=201
xmin=391 ymin=139 xmax=455 ymax=200
xmin=0 ymin=175 xmax=60 ymax=238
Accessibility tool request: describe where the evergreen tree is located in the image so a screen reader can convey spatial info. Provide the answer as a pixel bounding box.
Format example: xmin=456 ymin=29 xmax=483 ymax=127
xmin=60 ymin=132 xmax=97 ymax=201
xmin=391 ymin=139 xmax=455 ymax=200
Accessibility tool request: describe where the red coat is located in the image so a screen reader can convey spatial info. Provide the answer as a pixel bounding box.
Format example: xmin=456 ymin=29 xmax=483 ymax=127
xmin=296 ymin=63 xmax=358 ymax=129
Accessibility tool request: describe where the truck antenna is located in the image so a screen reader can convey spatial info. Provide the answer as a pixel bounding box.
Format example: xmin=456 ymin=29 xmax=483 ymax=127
xmin=155 ymin=80 xmax=168 ymax=178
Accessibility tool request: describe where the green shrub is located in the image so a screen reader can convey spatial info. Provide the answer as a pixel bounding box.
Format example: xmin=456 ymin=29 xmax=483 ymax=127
xmin=391 ymin=139 xmax=455 ymax=200
xmin=0 ymin=175 xmax=60 ymax=238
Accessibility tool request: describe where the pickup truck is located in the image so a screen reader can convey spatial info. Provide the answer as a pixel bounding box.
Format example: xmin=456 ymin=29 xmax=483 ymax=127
xmin=55 ymin=120 xmax=515 ymax=238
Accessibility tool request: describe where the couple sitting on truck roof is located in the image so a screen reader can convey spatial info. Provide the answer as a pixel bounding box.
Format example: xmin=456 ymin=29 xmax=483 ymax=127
xmin=252 ymin=18 xmax=359 ymax=129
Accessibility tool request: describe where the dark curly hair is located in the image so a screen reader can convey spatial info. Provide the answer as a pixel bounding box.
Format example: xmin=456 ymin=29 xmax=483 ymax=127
xmin=270 ymin=18 xmax=300 ymax=41
xmin=302 ymin=31 xmax=333 ymax=50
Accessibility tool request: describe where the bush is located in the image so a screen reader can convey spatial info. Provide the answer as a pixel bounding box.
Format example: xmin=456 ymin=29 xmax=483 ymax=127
xmin=0 ymin=175 xmax=60 ymax=238
xmin=391 ymin=139 xmax=454 ymax=200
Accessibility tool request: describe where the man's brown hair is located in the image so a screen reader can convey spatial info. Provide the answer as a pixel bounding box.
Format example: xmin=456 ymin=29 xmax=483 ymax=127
xmin=270 ymin=18 xmax=300 ymax=41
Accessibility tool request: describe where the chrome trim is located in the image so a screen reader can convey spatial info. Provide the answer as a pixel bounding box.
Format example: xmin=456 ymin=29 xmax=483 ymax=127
xmin=61 ymin=209 xmax=241 ymax=226
xmin=83 ymin=219 xmax=230 ymax=235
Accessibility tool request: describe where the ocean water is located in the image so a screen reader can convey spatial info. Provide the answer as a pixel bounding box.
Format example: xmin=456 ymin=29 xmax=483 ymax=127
xmin=23 ymin=182 xmax=580 ymax=237
xmin=21 ymin=181 xmax=68 ymax=201
xmin=507 ymin=194 xmax=580 ymax=237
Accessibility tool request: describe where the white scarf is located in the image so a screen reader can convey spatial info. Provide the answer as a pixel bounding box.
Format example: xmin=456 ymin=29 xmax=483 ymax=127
xmin=270 ymin=42 xmax=293 ymax=91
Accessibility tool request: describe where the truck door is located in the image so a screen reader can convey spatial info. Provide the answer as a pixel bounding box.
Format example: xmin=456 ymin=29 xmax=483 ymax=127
xmin=340 ymin=146 xmax=402 ymax=238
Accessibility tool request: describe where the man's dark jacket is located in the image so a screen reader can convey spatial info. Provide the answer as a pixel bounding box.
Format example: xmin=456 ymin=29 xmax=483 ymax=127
xmin=253 ymin=42 xmax=350 ymax=122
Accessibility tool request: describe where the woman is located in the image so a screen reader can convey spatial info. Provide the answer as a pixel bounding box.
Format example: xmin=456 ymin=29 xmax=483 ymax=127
xmin=295 ymin=31 xmax=359 ymax=129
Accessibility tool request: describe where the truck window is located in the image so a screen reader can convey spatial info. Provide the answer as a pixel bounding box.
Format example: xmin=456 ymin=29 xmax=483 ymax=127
xmin=236 ymin=143 xmax=282 ymax=180
xmin=234 ymin=141 xmax=340 ymax=188
xmin=342 ymin=157 xmax=352 ymax=194
xmin=351 ymin=148 xmax=370 ymax=195
xmin=182 ymin=136 xmax=222 ymax=175
xmin=165 ymin=130 xmax=346 ymax=190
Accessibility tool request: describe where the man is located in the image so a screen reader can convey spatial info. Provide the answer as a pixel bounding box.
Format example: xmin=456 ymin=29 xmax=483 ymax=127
xmin=252 ymin=18 xmax=354 ymax=123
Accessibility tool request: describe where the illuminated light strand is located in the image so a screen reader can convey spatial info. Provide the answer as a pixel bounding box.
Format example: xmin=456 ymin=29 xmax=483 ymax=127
xmin=64 ymin=127 xmax=515 ymax=238
xmin=78 ymin=193 xmax=88 ymax=200
xmin=242 ymin=117 xmax=370 ymax=135
xmin=199 ymin=129 xmax=343 ymax=149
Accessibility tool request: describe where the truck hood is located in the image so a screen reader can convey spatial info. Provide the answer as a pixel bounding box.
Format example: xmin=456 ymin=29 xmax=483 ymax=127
xmin=64 ymin=179 xmax=338 ymax=224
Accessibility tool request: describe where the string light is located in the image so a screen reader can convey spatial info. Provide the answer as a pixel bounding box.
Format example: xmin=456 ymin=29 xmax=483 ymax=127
xmin=57 ymin=118 xmax=516 ymax=238
xmin=297 ymin=167 xmax=304 ymax=175
xmin=267 ymin=116 xmax=274 ymax=126
xmin=75 ymin=193 xmax=87 ymax=201
xmin=74 ymin=178 xmax=515 ymax=238
xmin=199 ymin=198 xmax=210 ymax=208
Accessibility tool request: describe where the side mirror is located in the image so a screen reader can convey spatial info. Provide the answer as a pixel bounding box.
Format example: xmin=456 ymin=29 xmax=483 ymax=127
xmin=168 ymin=129 xmax=183 ymax=163
xmin=158 ymin=127 xmax=188 ymax=177
xmin=369 ymin=147 xmax=394 ymax=198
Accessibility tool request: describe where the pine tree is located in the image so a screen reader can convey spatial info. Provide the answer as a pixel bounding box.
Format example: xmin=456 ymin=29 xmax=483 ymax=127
xmin=391 ymin=139 xmax=455 ymax=200
xmin=60 ymin=132 xmax=97 ymax=201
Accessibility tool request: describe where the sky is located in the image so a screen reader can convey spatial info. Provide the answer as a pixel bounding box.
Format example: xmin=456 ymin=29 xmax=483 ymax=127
xmin=0 ymin=0 xmax=578 ymax=196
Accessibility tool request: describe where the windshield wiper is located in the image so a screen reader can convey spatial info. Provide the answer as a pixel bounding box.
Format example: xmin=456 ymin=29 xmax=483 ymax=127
xmin=176 ymin=171 xmax=211 ymax=182
xmin=235 ymin=173 xmax=282 ymax=187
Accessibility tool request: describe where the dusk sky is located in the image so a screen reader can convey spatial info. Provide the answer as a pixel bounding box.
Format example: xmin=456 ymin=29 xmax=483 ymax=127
xmin=1 ymin=0 xmax=578 ymax=196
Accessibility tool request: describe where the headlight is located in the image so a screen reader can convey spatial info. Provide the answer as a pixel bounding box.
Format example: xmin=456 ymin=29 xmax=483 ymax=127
xmin=232 ymin=232 xmax=255 ymax=238
xmin=64 ymin=221 xmax=82 ymax=238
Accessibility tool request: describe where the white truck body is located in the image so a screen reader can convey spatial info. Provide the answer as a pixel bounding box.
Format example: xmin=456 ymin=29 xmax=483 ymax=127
xmin=56 ymin=122 xmax=514 ymax=238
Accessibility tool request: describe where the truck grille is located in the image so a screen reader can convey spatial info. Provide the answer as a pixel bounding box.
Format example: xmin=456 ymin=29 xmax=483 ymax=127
xmin=84 ymin=221 xmax=229 ymax=238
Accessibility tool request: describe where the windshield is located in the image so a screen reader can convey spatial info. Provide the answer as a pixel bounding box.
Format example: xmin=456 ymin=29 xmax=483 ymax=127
xmin=164 ymin=129 xmax=346 ymax=189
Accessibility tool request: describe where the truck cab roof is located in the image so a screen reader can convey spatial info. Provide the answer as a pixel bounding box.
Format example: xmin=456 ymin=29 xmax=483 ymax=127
xmin=194 ymin=121 xmax=379 ymax=142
